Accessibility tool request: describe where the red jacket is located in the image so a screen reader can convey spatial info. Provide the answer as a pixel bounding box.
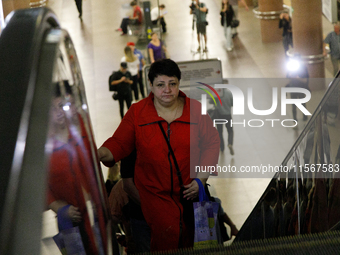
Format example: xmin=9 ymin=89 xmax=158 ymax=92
xmin=102 ymin=91 xmax=219 ymax=251
xmin=48 ymin=139 xmax=98 ymax=254
xmin=48 ymin=115 xmax=108 ymax=254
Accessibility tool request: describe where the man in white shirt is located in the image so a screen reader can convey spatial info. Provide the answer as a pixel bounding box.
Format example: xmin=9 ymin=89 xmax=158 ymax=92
xmin=151 ymin=4 xmax=167 ymax=33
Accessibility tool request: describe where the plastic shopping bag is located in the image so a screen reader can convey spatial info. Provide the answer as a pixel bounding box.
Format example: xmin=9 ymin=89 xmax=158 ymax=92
xmin=193 ymin=179 xmax=219 ymax=249
xmin=53 ymin=205 xmax=86 ymax=255
xmin=53 ymin=227 xmax=86 ymax=255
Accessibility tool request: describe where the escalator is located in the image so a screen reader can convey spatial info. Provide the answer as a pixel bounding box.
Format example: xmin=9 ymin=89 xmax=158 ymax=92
xmin=0 ymin=8 xmax=111 ymax=255
xmin=2 ymin=6 xmax=340 ymax=255
xmin=234 ymin=75 xmax=340 ymax=242
xmin=161 ymin=66 xmax=340 ymax=254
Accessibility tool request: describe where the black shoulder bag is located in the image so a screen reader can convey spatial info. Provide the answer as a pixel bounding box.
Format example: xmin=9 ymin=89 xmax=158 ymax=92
xmin=158 ymin=122 xmax=196 ymax=229
xmin=109 ymin=71 xmax=118 ymax=92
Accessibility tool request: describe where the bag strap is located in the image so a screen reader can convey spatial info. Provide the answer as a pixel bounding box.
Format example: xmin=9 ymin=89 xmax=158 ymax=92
xmin=158 ymin=122 xmax=183 ymax=187
xmin=158 ymin=122 xmax=209 ymax=200
xmin=195 ymin=178 xmax=209 ymax=202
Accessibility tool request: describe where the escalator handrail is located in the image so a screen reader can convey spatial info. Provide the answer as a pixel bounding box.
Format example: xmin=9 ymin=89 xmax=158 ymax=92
xmin=235 ymin=75 xmax=340 ymax=242
xmin=0 ymin=7 xmax=59 ymax=253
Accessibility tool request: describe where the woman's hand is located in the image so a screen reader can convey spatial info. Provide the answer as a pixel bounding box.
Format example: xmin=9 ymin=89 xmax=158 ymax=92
xmin=230 ymin=224 xmax=239 ymax=236
xmin=98 ymin=147 xmax=114 ymax=162
xmin=68 ymin=205 xmax=82 ymax=222
xmin=182 ymin=179 xmax=199 ymax=200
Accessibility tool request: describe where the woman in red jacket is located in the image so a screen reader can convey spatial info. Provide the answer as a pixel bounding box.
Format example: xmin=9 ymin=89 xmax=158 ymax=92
xmin=98 ymin=59 xmax=219 ymax=251
xmin=48 ymin=84 xmax=108 ymax=254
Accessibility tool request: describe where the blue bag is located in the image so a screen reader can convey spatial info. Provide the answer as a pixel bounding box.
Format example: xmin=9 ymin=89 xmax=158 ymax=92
xmin=53 ymin=205 xmax=86 ymax=255
xmin=193 ymin=179 xmax=219 ymax=249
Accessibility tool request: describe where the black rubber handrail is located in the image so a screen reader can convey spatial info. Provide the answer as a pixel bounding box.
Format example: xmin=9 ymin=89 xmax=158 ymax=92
xmin=0 ymin=7 xmax=59 ymax=254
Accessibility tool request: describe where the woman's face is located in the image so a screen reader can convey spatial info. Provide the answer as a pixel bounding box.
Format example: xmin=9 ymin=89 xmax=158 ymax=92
xmin=151 ymin=33 xmax=158 ymax=40
xmin=51 ymin=97 xmax=66 ymax=128
xmin=151 ymin=75 xmax=180 ymax=105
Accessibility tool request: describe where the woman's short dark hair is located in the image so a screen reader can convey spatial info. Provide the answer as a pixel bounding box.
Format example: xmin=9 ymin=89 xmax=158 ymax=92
xmin=55 ymin=80 xmax=73 ymax=97
xmin=148 ymin=59 xmax=181 ymax=85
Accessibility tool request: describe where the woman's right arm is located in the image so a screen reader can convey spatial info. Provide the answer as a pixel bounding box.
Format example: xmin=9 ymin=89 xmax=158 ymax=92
xmin=49 ymin=200 xmax=82 ymax=222
xmin=49 ymin=200 xmax=68 ymax=213
xmin=98 ymin=147 xmax=115 ymax=165
xmin=149 ymin=47 xmax=155 ymax=63
xmin=99 ymin=104 xmax=136 ymax=165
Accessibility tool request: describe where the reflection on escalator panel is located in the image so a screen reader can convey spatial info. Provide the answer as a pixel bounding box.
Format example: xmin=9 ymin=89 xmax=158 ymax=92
xmin=62 ymin=37 xmax=109 ymax=253
xmin=47 ymin=82 xmax=98 ymax=254
xmin=43 ymin=37 xmax=108 ymax=254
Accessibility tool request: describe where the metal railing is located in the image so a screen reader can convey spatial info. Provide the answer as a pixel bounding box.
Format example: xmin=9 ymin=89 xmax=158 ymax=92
xmin=29 ymin=0 xmax=47 ymax=8
xmin=287 ymin=49 xmax=328 ymax=64
xmin=253 ymin=7 xmax=289 ymax=20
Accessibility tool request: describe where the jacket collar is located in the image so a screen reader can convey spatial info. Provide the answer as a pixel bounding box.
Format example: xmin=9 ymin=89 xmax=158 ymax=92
xmin=137 ymin=90 xmax=193 ymax=126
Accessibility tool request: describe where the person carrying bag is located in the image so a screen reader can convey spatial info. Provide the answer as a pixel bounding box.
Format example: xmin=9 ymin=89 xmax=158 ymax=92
xmin=159 ymin=121 xmax=229 ymax=248
xmin=109 ymin=62 xmax=133 ymax=119
xmin=220 ymin=0 xmax=236 ymax=51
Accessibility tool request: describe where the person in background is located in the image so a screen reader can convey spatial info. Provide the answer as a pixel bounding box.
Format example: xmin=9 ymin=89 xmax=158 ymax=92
xmin=121 ymin=46 xmax=140 ymax=101
xmin=229 ymin=0 xmax=249 ymax=38
xmin=97 ymin=59 xmax=220 ymax=251
xmin=212 ymin=196 xmax=239 ymax=242
xmin=190 ymin=0 xmax=208 ymax=52
xmin=221 ymin=0 xmax=235 ymax=52
xmin=121 ymin=150 xmax=151 ymax=253
xmin=279 ymin=11 xmax=293 ymax=57
xmin=74 ymin=0 xmax=83 ymax=20
xmin=148 ymin=32 xmax=168 ymax=63
xmin=127 ymin=42 xmax=146 ymax=98
xmin=110 ymin=62 xmax=133 ymax=119
xmin=324 ymin=24 xmax=340 ymax=76
xmin=210 ymin=88 xmax=234 ymax=154
xmin=105 ymin=162 xmax=120 ymax=196
xmin=108 ymin=179 xmax=135 ymax=254
xmin=117 ymin=1 xmax=143 ymax=36
xmin=151 ymin=4 xmax=167 ymax=33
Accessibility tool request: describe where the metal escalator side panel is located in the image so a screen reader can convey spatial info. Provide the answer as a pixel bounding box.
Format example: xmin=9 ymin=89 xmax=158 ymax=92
xmin=61 ymin=31 xmax=111 ymax=224
xmin=0 ymin=7 xmax=59 ymax=254
xmin=235 ymin=77 xmax=340 ymax=242
xmin=56 ymin=29 xmax=111 ymax=254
